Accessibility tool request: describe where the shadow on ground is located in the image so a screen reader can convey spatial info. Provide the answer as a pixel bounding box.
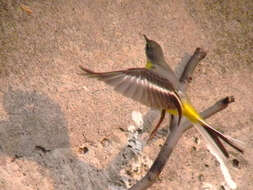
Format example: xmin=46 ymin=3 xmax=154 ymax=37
xmin=0 ymin=88 xmax=115 ymax=190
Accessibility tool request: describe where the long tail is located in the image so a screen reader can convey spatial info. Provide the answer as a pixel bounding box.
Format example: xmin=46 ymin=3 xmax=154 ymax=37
xmin=193 ymin=122 xmax=241 ymax=190
xmin=200 ymin=119 xmax=244 ymax=157
xmin=182 ymin=100 xmax=243 ymax=160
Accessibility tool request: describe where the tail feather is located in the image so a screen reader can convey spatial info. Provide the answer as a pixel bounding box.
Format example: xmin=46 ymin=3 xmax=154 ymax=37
xmin=201 ymin=120 xmax=244 ymax=154
xmin=203 ymin=126 xmax=229 ymax=158
xmin=183 ymin=99 xmax=243 ymax=158
xmin=193 ymin=121 xmax=241 ymax=189
xmin=194 ymin=123 xmax=228 ymax=160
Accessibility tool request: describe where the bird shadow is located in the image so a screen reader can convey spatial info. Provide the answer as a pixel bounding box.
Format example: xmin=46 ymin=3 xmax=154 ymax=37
xmin=0 ymin=88 xmax=113 ymax=190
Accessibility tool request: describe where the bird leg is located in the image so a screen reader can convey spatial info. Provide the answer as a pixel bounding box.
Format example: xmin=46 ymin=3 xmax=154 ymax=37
xmin=148 ymin=109 xmax=166 ymax=141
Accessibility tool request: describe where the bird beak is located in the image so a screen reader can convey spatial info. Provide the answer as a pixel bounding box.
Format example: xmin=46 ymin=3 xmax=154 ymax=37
xmin=143 ymin=34 xmax=150 ymax=42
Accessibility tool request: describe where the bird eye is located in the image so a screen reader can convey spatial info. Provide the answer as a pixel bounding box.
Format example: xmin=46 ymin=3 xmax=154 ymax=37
xmin=146 ymin=43 xmax=152 ymax=50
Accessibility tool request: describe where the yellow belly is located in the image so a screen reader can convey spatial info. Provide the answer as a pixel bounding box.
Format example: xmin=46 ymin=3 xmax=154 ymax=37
xmin=145 ymin=60 xmax=153 ymax=69
xmin=166 ymin=100 xmax=201 ymax=123
xmin=166 ymin=109 xmax=178 ymax=115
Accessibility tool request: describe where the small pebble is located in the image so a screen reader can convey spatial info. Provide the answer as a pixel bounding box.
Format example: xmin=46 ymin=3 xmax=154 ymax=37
xmin=198 ymin=174 xmax=204 ymax=182
xmin=101 ymin=138 xmax=110 ymax=147
xmin=78 ymin=146 xmax=89 ymax=154
xmin=232 ymin=159 xmax=239 ymax=168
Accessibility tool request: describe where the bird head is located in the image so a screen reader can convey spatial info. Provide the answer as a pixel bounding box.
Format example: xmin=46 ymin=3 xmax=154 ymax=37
xmin=143 ymin=34 xmax=165 ymax=64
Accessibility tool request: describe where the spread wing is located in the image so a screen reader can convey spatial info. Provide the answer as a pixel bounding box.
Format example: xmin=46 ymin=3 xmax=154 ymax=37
xmin=80 ymin=66 xmax=183 ymax=125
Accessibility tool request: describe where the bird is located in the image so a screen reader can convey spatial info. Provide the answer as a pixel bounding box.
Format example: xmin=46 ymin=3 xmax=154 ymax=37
xmin=79 ymin=35 xmax=243 ymax=160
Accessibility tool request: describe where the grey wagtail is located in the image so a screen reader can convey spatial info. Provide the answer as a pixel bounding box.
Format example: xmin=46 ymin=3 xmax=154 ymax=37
xmin=79 ymin=35 xmax=243 ymax=160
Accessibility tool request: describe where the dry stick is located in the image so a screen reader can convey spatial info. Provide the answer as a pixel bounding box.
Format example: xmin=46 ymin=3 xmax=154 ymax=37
xmin=129 ymin=96 xmax=235 ymax=190
xmin=171 ymin=48 xmax=206 ymax=128
xmin=129 ymin=48 xmax=212 ymax=190
xmin=179 ymin=47 xmax=207 ymax=85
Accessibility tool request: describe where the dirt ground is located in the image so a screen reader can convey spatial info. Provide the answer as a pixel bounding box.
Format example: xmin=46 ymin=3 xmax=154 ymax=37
xmin=0 ymin=0 xmax=252 ymax=190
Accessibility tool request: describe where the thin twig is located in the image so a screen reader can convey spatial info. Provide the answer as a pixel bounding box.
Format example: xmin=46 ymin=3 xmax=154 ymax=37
xmin=129 ymin=96 xmax=235 ymax=190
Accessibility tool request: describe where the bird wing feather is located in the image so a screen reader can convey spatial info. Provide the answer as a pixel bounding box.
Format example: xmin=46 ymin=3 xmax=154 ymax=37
xmin=79 ymin=66 xmax=182 ymax=124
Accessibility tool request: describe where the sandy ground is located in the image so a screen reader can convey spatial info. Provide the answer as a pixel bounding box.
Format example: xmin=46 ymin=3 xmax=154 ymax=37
xmin=0 ymin=0 xmax=252 ymax=190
